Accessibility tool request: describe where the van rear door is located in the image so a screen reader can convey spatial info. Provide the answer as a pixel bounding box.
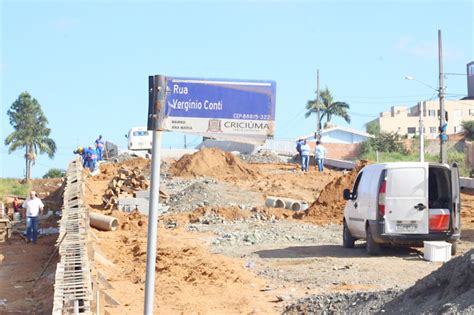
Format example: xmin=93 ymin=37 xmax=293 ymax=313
xmin=451 ymin=164 xmax=461 ymax=233
xmin=384 ymin=164 xmax=429 ymax=234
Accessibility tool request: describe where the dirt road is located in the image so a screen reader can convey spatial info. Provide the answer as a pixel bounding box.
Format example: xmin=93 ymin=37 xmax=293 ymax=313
xmin=0 ymin=179 xmax=62 ymax=314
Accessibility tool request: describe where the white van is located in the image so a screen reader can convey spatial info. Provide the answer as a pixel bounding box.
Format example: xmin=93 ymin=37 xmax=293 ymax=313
xmin=126 ymin=127 xmax=152 ymax=151
xmin=342 ymin=162 xmax=461 ymax=255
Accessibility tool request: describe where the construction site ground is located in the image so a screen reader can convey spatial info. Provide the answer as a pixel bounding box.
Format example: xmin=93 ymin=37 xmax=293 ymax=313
xmin=84 ymin=150 xmax=474 ymax=314
xmin=1 ymin=149 xmax=473 ymax=314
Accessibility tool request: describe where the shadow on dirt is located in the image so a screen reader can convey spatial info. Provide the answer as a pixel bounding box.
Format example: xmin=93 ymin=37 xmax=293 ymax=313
xmin=253 ymin=244 xmax=422 ymax=259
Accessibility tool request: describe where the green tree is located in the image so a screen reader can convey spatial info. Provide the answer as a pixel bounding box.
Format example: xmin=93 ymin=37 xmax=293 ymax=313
xmin=462 ymin=120 xmax=474 ymax=140
xmin=305 ymin=88 xmax=351 ymax=127
xmin=4 ymin=92 xmax=57 ymax=180
xmin=43 ymin=168 xmax=65 ymax=179
xmin=365 ymin=120 xmax=381 ymax=135
xmin=361 ymin=132 xmax=406 ymax=154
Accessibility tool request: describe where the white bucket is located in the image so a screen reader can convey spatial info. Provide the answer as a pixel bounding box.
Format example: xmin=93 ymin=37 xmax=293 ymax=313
xmin=423 ymin=241 xmax=452 ymax=262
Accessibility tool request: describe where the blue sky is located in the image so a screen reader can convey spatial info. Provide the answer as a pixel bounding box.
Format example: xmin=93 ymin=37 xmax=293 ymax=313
xmin=1 ymin=0 xmax=472 ymax=178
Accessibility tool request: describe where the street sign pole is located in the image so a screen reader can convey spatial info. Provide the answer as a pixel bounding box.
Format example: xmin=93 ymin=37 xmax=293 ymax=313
xmin=144 ymin=75 xmax=165 ymax=315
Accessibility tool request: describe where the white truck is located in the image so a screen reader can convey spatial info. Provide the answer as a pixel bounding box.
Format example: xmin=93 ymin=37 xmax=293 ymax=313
xmin=342 ymin=162 xmax=461 ymax=255
xmin=125 ymin=127 xmax=152 ymax=151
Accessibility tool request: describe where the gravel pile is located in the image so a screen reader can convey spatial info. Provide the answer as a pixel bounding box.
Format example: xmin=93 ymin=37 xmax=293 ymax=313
xmin=110 ymin=152 xmax=148 ymax=163
xmin=284 ymin=249 xmax=474 ymax=314
xmin=239 ymin=149 xmax=286 ymax=164
xmin=165 ymin=178 xmax=261 ymax=212
xmin=284 ymin=290 xmax=401 ymax=315
xmin=381 ymin=248 xmax=474 ymax=314
xmin=188 ymin=221 xmax=340 ymax=247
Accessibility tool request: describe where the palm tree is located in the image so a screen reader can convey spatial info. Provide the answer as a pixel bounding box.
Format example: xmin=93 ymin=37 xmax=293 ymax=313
xmin=305 ymin=88 xmax=351 ymax=127
xmin=5 ymin=92 xmax=56 ymax=180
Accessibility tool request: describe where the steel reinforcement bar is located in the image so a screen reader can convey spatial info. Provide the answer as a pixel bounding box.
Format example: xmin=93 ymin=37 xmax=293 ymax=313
xmin=53 ymin=159 xmax=94 ymax=314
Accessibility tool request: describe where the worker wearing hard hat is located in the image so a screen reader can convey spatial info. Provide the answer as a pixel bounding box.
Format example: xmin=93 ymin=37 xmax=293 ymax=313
xmin=73 ymin=146 xmax=87 ymax=167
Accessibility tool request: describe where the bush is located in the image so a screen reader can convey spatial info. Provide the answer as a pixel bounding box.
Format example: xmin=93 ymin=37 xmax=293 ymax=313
xmin=361 ymin=132 xmax=406 ymax=154
xmin=365 ymin=120 xmax=380 ymax=135
xmin=43 ymin=168 xmax=66 ymax=179
xmin=462 ymin=120 xmax=474 ymax=140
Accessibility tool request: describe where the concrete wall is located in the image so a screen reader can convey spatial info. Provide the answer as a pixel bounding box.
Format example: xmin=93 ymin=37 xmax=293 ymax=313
xmin=308 ymin=142 xmax=362 ymax=160
xmin=321 ymin=129 xmax=369 ymax=144
xmin=373 ymin=99 xmax=474 ymax=139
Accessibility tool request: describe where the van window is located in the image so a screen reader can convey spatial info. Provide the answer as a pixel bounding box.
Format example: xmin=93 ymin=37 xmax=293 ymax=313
xmin=352 ymin=172 xmax=363 ymax=197
xmin=133 ymin=131 xmax=149 ymax=137
xmin=387 ymin=168 xmax=425 ymax=197
xmin=428 ymin=167 xmax=451 ymax=209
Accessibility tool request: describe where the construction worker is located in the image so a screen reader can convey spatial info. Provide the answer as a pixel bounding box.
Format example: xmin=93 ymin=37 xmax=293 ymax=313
xmin=300 ymin=140 xmax=310 ymax=172
xmin=296 ymin=139 xmax=304 ymax=164
xmin=85 ymin=146 xmax=98 ymax=172
xmin=73 ymin=146 xmax=87 ymax=167
xmin=95 ymin=135 xmax=105 ymax=161
xmin=22 ymin=191 xmax=44 ymax=244
xmin=315 ymin=140 xmax=327 ymax=172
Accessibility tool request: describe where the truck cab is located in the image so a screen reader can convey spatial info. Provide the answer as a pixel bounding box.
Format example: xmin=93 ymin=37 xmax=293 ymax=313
xmin=342 ymin=162 xmax=461 ymax=255
xmin=126 ymin=127 xmax=152 ymax=151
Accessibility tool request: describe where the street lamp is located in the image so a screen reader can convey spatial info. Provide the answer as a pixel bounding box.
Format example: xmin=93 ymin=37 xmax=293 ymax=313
xmin=405 ymin=76 xmax=427 ymax=163
xmin=405 ymin=74 xmax=447 ymax=164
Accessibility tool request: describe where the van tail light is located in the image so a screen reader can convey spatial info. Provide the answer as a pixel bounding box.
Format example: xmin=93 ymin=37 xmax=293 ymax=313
xmin=429 ymin=209 xmax=450 ymax=232
xmin=378 ymin=179 xmax=386 ymax=216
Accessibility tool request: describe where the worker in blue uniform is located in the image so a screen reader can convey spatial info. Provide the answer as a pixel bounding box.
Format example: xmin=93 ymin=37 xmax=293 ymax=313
xmin=95 ymin=135 xmax=105 ymax=161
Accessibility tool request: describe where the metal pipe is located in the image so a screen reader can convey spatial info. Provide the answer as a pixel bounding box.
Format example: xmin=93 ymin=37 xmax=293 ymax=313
xmin=144 ymin=75 xmax=165 ymax=315
xmin=89 ymin=213 xmax=118 ymax=231
xmin=265 ymin=197 xmax=285 ymax=208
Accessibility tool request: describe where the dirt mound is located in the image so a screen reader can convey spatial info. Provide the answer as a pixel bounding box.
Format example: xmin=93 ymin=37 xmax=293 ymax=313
xmin=118 ymin=230 xmax=261 ymax=287
xmin=381 ymin=248 xmax=474 ymax=314
xmin=169 ymin=148 xmax=260 ymax=179
xmin=300 ymin=160 xmax=369 ymax=224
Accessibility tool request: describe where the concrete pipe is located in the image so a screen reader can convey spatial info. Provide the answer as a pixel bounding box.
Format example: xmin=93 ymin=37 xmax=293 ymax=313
xmin=282 ymin=198 xmax=304 ymax=211
xmin=90 ymin=212 xmax=119 ymax=231
xmin=265 ymin=197 xmax=285 ymax=208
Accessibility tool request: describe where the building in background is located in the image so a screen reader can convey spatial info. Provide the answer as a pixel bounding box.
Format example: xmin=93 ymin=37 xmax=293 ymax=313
xmin=368 ymin=61 xmax=474 ymax=139
xmin=367 ymin=100 xmax=474 ymax=139
xmin=466 ymin=61 xmax=474 ymax=100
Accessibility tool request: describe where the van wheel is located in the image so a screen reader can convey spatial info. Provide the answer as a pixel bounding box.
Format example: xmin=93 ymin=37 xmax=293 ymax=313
xmin=366 ymin=226 xmax=381 ymax=256
xmin=343 ymin=221 xmax=355 ymax=248
xmin=450 ymin=241 xmax=457 ymax=256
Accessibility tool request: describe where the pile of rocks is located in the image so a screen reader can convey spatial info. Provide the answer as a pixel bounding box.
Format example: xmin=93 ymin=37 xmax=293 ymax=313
xmin=239 ymin=149 xmax=286 ymax=164
xmin=189 ymin=221 xmax=340 ymax=247
xmin=166 ymin=179 xmax=260 ymax=213
xmin=103 ymin=167 xmax=150 ymax=208
xmin=284 ymin=249 xmax=474 ymax=314
xmin=283 ymin=290 xmax=401 ymax=314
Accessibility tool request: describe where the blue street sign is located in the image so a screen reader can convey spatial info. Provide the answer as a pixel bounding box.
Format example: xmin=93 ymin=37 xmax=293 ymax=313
xmin=159 ymin=76 xmax=276 ymax=144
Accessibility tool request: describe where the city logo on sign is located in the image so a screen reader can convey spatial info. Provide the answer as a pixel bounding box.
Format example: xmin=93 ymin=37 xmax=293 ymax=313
xmin=207 ymin=119 xmax=222 ymax=132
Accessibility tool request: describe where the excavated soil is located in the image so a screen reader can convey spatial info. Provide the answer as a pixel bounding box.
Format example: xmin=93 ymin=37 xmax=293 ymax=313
xmin=298 ymin=160 xmax=369 ymax=224
xmin=95 ymin=222 xmax=278 ymax=314
xmin=169 ymin=148 xmax=260 ymax=180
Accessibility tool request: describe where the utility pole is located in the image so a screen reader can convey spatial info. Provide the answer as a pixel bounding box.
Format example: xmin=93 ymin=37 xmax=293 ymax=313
xmin=419 ymin=101 xmax=424 ymax=162
xmin=438 ymin=29 xmax=447 ymax=164
xmin=184 ymin=135 xmax=187 ymax=149
xmin=315 ymin=69 xmax=321 ymax=141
